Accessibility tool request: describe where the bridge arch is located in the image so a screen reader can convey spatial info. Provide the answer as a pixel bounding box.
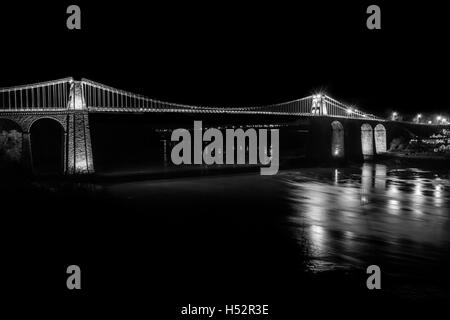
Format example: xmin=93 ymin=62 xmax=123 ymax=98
xmin=331 ymin=121 xmax=345 ymax=158
xmin=361 ymin=123 xmax=374 ymax=159
xmin=30 ymin=118 xmax=65 ymax=174
xmin=374 ymin=124 xmax=387 ymax=154
xmin=0 ymin=118 xmax=23 ymax=166
xmin=25 ymin=116 xmax=66 ymax=133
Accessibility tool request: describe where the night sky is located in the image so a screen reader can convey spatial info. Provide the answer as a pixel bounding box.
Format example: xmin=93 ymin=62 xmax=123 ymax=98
xmin=1 ymin=1 xmax=448 ymax=117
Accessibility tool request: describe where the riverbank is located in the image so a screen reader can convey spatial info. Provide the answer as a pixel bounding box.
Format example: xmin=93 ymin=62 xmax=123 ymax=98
xmin=379 ymin=151 xmax=450 ymax=165
xmin=3 ymin=152 xmax=450 ymax=185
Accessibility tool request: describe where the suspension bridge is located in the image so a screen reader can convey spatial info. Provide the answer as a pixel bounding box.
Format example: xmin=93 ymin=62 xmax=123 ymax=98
xmin=0 ymin=77 xmax=437 ymax=176
xmin=0 ymin=77 xmax=382 ymax=119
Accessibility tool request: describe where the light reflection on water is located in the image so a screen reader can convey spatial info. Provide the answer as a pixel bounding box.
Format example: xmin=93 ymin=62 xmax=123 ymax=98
xmin=98 ymin=162 xmax=450 ymax=297
xmin=283 ymin=163 xmax=450 ymax=277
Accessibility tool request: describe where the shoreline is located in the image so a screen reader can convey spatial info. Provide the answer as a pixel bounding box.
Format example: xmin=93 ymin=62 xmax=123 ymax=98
xmin=2 ymin=154 xmax=450 ymax=185
xmin=379 ymin=151 xmax=450 ymax=163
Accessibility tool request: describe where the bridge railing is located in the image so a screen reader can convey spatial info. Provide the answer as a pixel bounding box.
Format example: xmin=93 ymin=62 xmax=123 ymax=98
xmin=0 ymin=78 xmax=73 ymax=111
xmin=82 ymin=78 xmax=316 ymax=115
xmin=323 ymin=95 xmax=381 ymax=120
xmin=81 ymin=79 xmax=213 ymax=113
xmin=82 ymin=79 xmax=317 ymax=116
xmin=230 ymin=96 xmax=314 ymax=115
xmin=0 ymin=77 xmax=385 ymax=121
xmin=81 ymin=78 xmax=383 ymax=120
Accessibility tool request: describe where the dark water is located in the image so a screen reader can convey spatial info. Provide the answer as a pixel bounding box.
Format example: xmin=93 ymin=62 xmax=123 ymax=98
xmin=97 ymin=163 xmax=450 ymax=302
xmin=3 ymin=162 xmax=450 ymax=316
xmin=282 ymin=164 xmax=450 ymax=299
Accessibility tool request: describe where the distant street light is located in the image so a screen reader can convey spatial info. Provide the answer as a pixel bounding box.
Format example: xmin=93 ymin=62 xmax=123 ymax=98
xmin=428 ymin=120 xmax=432 ymax=124
xmin=415 ymin=113 xmax=422 ymax=123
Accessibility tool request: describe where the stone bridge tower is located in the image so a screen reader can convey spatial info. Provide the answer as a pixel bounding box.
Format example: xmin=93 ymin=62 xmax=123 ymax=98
xmin=66 ymin=81 xmax=94 ymax=174
xmin=0 ymin=79 xmax=94 ymax=175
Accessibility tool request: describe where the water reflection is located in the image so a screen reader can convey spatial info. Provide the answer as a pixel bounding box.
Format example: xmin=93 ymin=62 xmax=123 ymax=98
xmin=284 ymin=163 xmax=450 ymax=278
xmin=62 ymin=162 xmax=450 ymax=299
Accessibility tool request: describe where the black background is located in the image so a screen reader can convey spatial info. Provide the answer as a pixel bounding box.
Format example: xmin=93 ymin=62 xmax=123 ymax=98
xmin=1 ymin=1 xmax=449 ymax=116
xmin=2 ymin=1 xmax=449 ymax=318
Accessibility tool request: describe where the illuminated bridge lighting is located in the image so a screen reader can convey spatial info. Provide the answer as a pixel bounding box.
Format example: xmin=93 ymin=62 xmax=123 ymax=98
xmin=3 ymin=78 xmax=448 ymax=124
